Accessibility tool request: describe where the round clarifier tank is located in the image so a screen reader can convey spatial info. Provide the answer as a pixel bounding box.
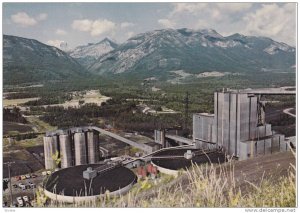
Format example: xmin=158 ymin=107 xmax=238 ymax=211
xmin=151 ymin=148 xmax=226 ymax=176
xmin=44 ymin=164 xmax=137 ymax=203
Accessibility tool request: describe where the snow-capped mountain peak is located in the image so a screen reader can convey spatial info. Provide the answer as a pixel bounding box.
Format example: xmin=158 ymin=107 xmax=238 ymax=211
xmin=70 ymin=38 xmax=117 ymax=59
xmin=69 ymin=38 xmax=118 ymax=67
xmin=199 ymin=28 xmax=223 ymax=39
xmin=47 ymin=40 xmax=69 ymax=52
xmin=264 ymin=41 xmax=295 ymax=55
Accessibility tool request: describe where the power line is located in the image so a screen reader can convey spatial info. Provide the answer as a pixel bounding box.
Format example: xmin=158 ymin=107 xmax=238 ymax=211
xmin=4 ymin=161 xmax=15 ymax=206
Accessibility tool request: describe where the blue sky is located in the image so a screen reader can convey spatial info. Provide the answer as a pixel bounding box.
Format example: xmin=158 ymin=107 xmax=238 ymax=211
xmin=3 ymin=3 xmax=296 ymax=49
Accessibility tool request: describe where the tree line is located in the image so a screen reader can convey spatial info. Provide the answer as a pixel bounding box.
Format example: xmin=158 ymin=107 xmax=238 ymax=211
xmin=3 ymin=107 xmax=27 ymax=123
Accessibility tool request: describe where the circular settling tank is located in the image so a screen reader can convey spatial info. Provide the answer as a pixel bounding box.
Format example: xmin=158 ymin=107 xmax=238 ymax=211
xmin=44 ymin=164 xmax=136 ymax=203
xmin=151 ymin=148 xmax=226 ymax=175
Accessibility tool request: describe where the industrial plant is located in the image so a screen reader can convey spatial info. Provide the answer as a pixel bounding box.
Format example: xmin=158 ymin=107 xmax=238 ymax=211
xmin=193 ymin=88 xmax=293 ymax=160
xmin=42 ymin=87 xmax=296 ymax=203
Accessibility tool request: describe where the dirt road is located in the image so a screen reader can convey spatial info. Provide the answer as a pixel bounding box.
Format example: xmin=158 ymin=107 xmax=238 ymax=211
xmin=283 ymin=108 xmax=296 ymax=118
xmin=230 ymin=151 xmax=295 ymax=190
xmin=137 ymin=151 xmax=295 ymax=200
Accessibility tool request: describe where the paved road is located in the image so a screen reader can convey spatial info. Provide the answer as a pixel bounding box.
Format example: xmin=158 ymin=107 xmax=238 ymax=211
xmin=283 ymin=108 xmax=296 ymax=118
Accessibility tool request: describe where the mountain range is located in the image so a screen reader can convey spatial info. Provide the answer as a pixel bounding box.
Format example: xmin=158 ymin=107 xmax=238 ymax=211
xmin=88 ymin=28 xmax=295 ymax=75
xmin=3 ymin=28 xmax=296 ymax=84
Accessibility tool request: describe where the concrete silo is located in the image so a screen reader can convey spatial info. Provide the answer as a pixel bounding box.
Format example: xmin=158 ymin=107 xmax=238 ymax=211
xmin=43 ymin=135 xmax=59 ymax=170
xmin=59 ymin=134 xmax=73 ymax=168
xmin=74 ymin=132 xmax=87 ymax=165
xmin=86 ymin=130 xmax=100 ymax=164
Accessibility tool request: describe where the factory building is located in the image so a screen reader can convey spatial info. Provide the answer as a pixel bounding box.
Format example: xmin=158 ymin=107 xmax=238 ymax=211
xmin=193 ymin=90 xmax=289 ymax=160
xmin=43 ymin=128 xmax=100 ymax=170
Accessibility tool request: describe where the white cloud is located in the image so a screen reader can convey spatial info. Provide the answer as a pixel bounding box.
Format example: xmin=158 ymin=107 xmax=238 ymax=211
xmin=171 ymin=3 xmax=251 ymax=16
xmin=72 ymin=19 xmax=92 ymax=32
xmin=171 ymin=3 xmax=208 ymax=15
xmin=158 ymin=19 xmax=176 ymax=28
xmin=72 ymin=19 xmax=116 ymax=37
xmin=195 ymin=19 xmax=209 ymax=29
xmin=47 ymin=40 xmax=66 ymax=48
xmin=55 ymin=29 xmax=67 ymax=35
xmin=11 ymin=12 xmax=37 ymax=27
xmin=47 ymin=40 xmax=70 ymax=51
xmin=165 ymin=3 xmax=295 ymax=45
xmin=216 ymin=3 xmax=252 ymax=13
xmin=211 ymin=9 xmax=221 ymax=21
xmin=121 ymin=22 xmax=135 ymax=29
xmin=11 ymin=12 xmax=47 ymax=27
xmin=91 ymin=19 xmax=116 ymax=36
xmin=36 ymin=13 xmax=48 ymax=21
xmin=167 ymin=3 xmax=253 ymax=31
xmin=242 ymin=3 xmax=296 ymax=45
xmin=126 ymin=31 xmax=135 ymax=38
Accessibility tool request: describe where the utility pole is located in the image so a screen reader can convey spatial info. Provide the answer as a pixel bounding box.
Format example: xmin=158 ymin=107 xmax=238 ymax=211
xmin=4 ymin=161 xmax=15 ymax=206
xmin=184 ymin=91 xmax=189 ymax=130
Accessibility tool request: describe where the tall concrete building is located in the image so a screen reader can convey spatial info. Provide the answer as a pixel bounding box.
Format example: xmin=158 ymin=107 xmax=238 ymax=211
xmin=193 ymin=90 xmax=288 ymax=160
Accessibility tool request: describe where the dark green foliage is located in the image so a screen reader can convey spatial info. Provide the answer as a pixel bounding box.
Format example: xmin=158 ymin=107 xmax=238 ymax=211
xmin=34 ymin=99 xmax=185 ymax=132
xmin=22 ymin=93 xmax=72 ymax=106
xmin=3 ymin=107 xmax=27 ymax=123
xmin=4 ymin=92 xmax=38 ymax=99
xmin=3 ymin=122 xmax=34 ymax=135
xmin=3 ymin=35 xmax=88 ymax=85
xmin=14 ymin=132 xmax=38 ymax=141
xmin=264 ymin=95 xmax=296 ymax=137
xmin=39 ymin=102 xmax=134 ymax=129
xmin=7 ymin=70 xmax=295 ymax=135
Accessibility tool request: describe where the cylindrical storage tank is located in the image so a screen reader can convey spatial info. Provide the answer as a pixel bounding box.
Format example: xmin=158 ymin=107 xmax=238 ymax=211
xmin=74 ymin=132 xmax=87 ymax=165
xmin=160 ymin=130 xmax=166 ymax=148
xmin=43 ymin=136 xmax=59 ymax=170
xmin=59 ymin=134 xmax=73 ymax=168
xmin=44 ymin=164 xmax=137 ymax=203
xmin=87 ymin=130 xmax=99 ymax=164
